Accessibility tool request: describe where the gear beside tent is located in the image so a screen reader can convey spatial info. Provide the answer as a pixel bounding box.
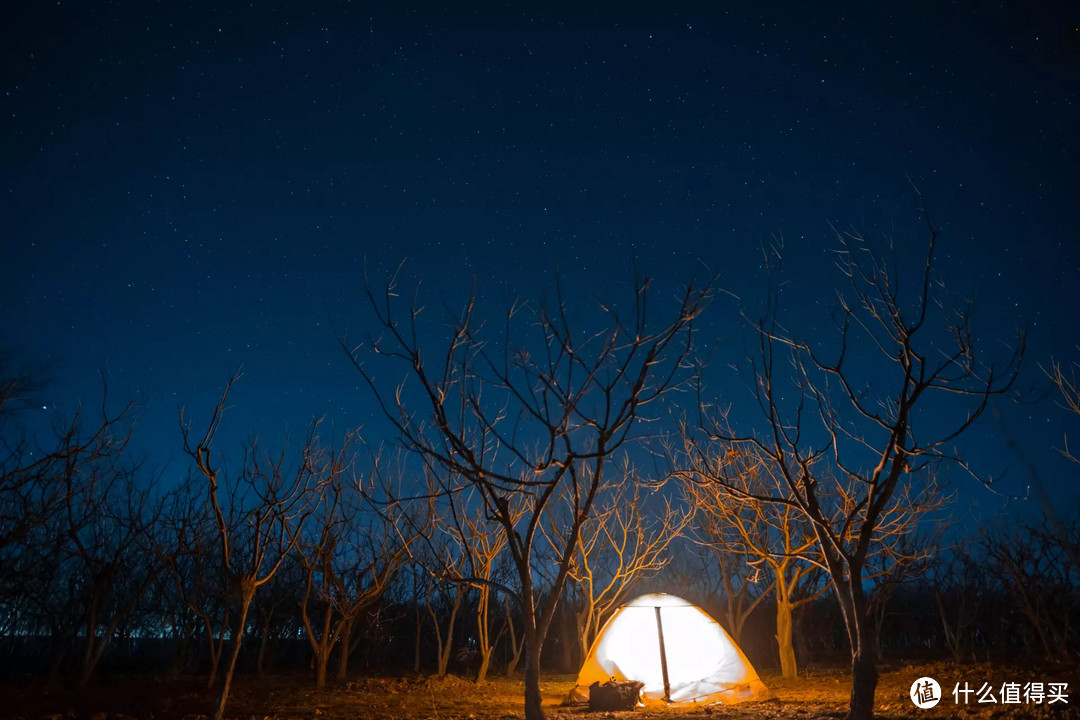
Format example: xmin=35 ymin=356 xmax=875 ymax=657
xmin=569 ymin=593 xmax=771 ymax=707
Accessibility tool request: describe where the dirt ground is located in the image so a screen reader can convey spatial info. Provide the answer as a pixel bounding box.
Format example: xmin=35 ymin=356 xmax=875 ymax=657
xmin=0 ymin=662 xmax=1076 ymax=720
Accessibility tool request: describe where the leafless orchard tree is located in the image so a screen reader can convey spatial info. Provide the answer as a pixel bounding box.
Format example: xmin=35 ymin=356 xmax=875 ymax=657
xmin=294 ymin=443 xmax=416 ymax=684
xmin=61 ymin=458 xmax=163 ymax=688
xmin=680 ymin=446 xmax=826 ymax=678
xmin=181 ymin=373 xmax=319 ymax=720
xmin=159 ymin=479 xmax=234 ymax=686
xmin=252 ymin=553 xmax=305 ymax=677
xmin=295 ymin=436 xmax=356 ymax=687
xmin=0 ymin=368 xmax=148 ymax=686
xmin=982 ymin=518 xmax=1079 ymax=662
xmin=425 ymin=483 xmax=528 ymax=682
xmin=0 ymin=371 xmax=133 ymax=571
xmin=925 ymin=542 xmax=984 ymax=663
xmin=348 ymin=271 xmax=710 ymax=720
xmin=548 ymin=470 xmax=690 ymax=664
xmin=677 ymin=202 xmax=1023 ymax=720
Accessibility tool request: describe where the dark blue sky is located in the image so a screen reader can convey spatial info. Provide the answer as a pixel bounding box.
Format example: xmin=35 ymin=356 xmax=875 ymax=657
xmin=2 ymin=2 xmax=1078 ymax=519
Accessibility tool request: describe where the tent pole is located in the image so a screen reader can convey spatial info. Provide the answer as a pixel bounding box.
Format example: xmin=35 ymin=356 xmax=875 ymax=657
xmin=654 ymin=606 xmax=671 ymax=702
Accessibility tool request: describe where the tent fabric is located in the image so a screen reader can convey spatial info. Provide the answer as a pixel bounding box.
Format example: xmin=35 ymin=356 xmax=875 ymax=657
xmin=570 ymin=593 xmax=771 ymax=706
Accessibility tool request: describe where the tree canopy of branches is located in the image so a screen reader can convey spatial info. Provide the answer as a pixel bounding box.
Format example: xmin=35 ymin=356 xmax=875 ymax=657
xmin=349 ymin=272 xmax=710 ymax=720
xmin=182 ymin=373 xmax=319 ymax=720
xmin=677 ymin=205 xmax=1022 ymax=720
xmin=553 ymin=470 xmax=690 ymax=665
xmin=681 ymin=447 xmax=826 ymax=678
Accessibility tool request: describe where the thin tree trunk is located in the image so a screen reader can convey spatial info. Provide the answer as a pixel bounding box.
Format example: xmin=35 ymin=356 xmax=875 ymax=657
xmin=213 ymin=595 xmax=252 ymax=720
xmin=504 ymin=596 xmax=522 ymax=677
xmin=79 ymin=615 xmax=124 ymax=689
xmin=575 ymin=606 xmax=590 ymax=666
xmin=170 ymin=622 xmax=191 ymax=679
xmin=776 ymin=594 xmax=797 ymax=679
xmin=476 ymin=589 xmax=492 ymax=684
xmin=413 ymin=605 xmax=422 ymax=674
xmin=337 ymin=617 xmax=353 ymax=680
xmin=434 ymin=591 xmax=462 ymax=677
xmin=557 ymin=615 xmax=574 ymax=673
xmin=47 ymin=623 xmax=68 ymax=680
xmin=256 ymin=615 xmax=271 ymax=678
xmin=203 ymin=609 xmax=227 ymax=690
xmin=77 ymin=586 xmax=102 ymax=688
xmin=313 ymin=605 xmax=336 ymax=688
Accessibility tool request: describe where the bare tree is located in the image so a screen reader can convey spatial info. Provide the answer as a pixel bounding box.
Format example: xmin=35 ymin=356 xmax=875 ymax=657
xmin=926 ymin=542 xmax=984 ymax=663
xmin=348 ymin=272 xmax=710 ymax=720
xmin=61 ymin=459 xmax=163 ymax=688
xmin=681 ymin=447 xmax=824 ymax=678
xmin=332 ymin=481 xmax=417 ymax=679
xmin=678 ymin=203 xmax=1022 ymax=720
xmin=431 ymin=485 xmax=527 ymax=682
xmin=982 ymin=517 xmax=1078 ymax=662
xmin=0 ymin=372 xmax=133 ymax=569
xmin=181 ymin=373 xmax=317 ymax=720
xmin=159 ymin=479 xmax=234 ymax=687
xmin=552 ymin=472 xmax=690 ymax=663
xmin=253 ymin=554 xmax=304 ymax=677
xmin=296 ymin=450 xmax=413 ymax=686
xmin=295 ymin=437 xmax=355 ymax=687
xmin=0 ymin=372 xmax=150 ymax=688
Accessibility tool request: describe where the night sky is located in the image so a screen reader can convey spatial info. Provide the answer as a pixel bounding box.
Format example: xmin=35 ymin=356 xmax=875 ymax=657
xmin=2 ymin=2 xmax=1078 ymax=520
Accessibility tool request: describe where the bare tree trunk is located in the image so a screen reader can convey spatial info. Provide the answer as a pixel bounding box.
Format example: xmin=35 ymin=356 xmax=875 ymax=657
xmin=523 ymin=627 xmax=544 ymax=720
xmin=844 ymin=589 xmax=878 ymax=720
xmin=79 ymin=616 xmax=122 ymax=689
xmin=170 ymin=624 xmax=191 ymax=679
xmin=213 ymin=595 xmax=251 ymax=720
xmin=206 ymin=628 xmax=224 ymax=689
xmin=504 ymin=596 xmax=522 ymax=677
xmin=434 ymin=590 xmax=462 ymax=677
xmin=849 ymin=645 xmax=878 ymax=720
xmin=776 ymin=594 xmax=797 ymax=679
xmin=575 ymin=606 xmax=590 ymax=666
xmin=506 ymin=634 xmax=524 ymax=677
xmin=475 ymin=590 xmax=493 ymax=684
xmin=476 ymin=649 xmax=493 ymax=684
xmin=315 ymin=648 xmax=330 ymax=687
xmin=337 ymin=617 xmax=353 ymax=680
xmin=930 ymin=590 xmax=964 ymax=663
xmin=413 ymin=606 xmax=422 ymax=674
xmin=557 ymin=616 xmax=574 ymax=673
xmin=256 ymin=616 xmax=270 ymax=678
xmin=76 ymin=588 xmax=102 ymax=689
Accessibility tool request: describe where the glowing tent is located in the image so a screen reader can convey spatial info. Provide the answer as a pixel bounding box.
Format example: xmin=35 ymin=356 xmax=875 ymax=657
xmin=570 ymin=593 xmax=770 ymax=706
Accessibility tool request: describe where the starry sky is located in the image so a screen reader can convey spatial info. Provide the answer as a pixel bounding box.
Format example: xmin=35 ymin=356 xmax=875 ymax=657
xmin=2 ymin=2 xmax=1078 ymax=519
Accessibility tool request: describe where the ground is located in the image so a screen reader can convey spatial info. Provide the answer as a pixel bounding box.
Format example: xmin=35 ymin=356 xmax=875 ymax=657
xmin=0 ymin=663 xmax=1076 ymax=719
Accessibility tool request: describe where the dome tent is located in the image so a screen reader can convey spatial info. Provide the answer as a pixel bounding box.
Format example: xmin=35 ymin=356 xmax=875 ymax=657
xmin=569 ymin=593 xmax=770 ymax=706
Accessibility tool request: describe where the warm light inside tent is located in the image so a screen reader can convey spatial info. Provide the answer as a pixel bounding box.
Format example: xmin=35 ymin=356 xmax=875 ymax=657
xmin=571 ymin=593 xmax=770 ymax=706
